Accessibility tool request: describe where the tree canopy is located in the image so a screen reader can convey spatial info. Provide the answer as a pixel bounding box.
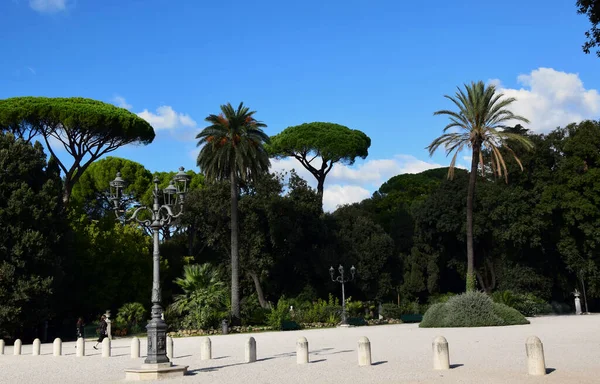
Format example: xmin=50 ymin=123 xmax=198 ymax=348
xmin=577 ymin=0 xmax=600 ymax=57
xmin=267 ymin=122 xmax=371 ymax=206
xmin=0 ymin=97 xmax=156 ymax=205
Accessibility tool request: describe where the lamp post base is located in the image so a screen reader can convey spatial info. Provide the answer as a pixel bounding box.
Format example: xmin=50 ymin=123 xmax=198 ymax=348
xmin=125 ymin=363 xmax=188 ymax=381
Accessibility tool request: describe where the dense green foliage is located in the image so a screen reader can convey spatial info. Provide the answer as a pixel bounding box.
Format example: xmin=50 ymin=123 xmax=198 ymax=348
xmin=0 ymin=97 xmax=155 ymax=204
xmin=267 ymin=122 xmax=371 ymax=205
xmin=4 ymin=119 xmax=600 ymax=341
xmin=577 ymin=0 xmax=600 ymax=56
xmin=0 ymin=134 xmax=65 ymax=337
xmin=116 ymin=302 xmax=146 ymax=333
xmin=419 ymin=291 xmax=529 ymax=327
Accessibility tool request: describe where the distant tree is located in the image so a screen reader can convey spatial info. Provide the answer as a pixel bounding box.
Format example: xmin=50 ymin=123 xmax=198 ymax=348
xmin=195 ymin=102 xmax=270 ymax=325
xmin=0 ymin=133 xmax=65 ymax=338
xmin=577 ymin=0 xmax=600 ymax=57
xmin=70 ymin=157 xmax=153 ymax=219
xmin=427 ymin=81 xmax=532 ymax=292
xmin=0 ymin=97 xmax=155 ymax=205
xmin=267 ymin=122 xmax=371 ymax=207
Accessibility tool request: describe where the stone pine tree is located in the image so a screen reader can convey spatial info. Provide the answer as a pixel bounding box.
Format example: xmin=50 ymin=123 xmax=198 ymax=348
xmin=427 ymin=81 xmax=532 ymax=292
xmin=195 ymin=102 xmax=270 ymax=325
xmin=0 ymin=97 xmax=155 ymax=205
xmin=267 ymin=122 xmax=371 ymax=209
xmin=0 ymin=133 xmax=65 ymax=338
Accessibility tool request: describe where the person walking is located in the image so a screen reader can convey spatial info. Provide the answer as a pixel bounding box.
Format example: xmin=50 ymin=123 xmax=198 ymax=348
xmin=74 ymin=317 xmax=84 ymax=348
xmin=93 ymin=315 xmax=108 ymax=350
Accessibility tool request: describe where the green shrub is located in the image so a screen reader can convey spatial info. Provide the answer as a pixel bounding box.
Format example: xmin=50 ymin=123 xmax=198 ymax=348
xmin=241 ymin=294 xmax=269 ymax=326
xmin=419 ymin=303 xmax=446 ymax=327
xmin=493 ymin=303 xmax=530 ymax=325
xmin=492 ymin=290 xmax=552 ymax=317
xmin=347 ymin=317 xmax=367 ymax=326
xmin=419 ymin=291 xmax=529 ymax=328
xmin=116 ymin=302 xmax=146 ymax=332
xmin=381 ymin=303 xmax=403 ymax=319
xmin=345 ymin=298 xmax=364 ymax=317
xmin=267 ymin=297 xmax=291 ymax=330
xmin=281 ymin=320 xmax=301 ymax=330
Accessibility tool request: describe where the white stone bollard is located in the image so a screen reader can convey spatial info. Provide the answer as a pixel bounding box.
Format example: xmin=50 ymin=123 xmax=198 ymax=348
xmin=76 ymin=337 xmax=85 ymax=357
xmin=200 ymin=337 xmax=212 ymax=360
xmin=526 ymin=336 xmax=546 ymax=376
xmin=102 ymin=337 xmax=111 ymax=357
xmin=32 ymin=338 xmax=41 ymax=356
xmin=14 ymin=339 xmax=22 ymax=355
xmin=53 ymin=338 xmax=62 ymax=356
xmin=166 ymin=336 xmax=173 ymax=360
xmin=296 ymin=337 xmax=309 ymax=364
xmin=0 ymin=339 xmax=4 ymax=355
xmin=131 ymin=337 xmax=140 ymax=358
xmin=245 ymin=337 xmax=257 ymax=363
xmin=433 ymin=336 xmax=450 ymax=370
xmin=358 ymin=336 xmax=372 ymax=366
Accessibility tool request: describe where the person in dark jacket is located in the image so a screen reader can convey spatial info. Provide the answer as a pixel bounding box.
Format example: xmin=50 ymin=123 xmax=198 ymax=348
xmin=93 ymin=315 xmax=108 ymax=350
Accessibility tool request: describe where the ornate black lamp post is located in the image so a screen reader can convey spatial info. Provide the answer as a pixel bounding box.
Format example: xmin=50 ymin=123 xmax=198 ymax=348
xmin=329 ymin=264 xmax=356 ymax=326
xmin=110 ymin=167 xmax=190 ymax=365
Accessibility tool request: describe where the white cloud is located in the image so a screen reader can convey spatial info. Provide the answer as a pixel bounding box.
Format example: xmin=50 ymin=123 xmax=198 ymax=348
xmin=270 ymin=154 xmax=443 ymax=211
xmin=27 ymin=66 xmax=36 ymax=75
xmin=489 ymin=68 xmax=600 ymax=133
xmin=29 ymin=0 xmax=67 ymax=13
xmin=323 ymin=185 xmax=371 ymax=212
xmin=113 ymin=95 xmax=132 ymax=110
xmin=137 ymin=106 xmax=197 ymax=130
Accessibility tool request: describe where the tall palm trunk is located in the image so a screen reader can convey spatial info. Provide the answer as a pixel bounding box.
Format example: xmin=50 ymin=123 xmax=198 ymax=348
xmin=466 ymin=144 xmax=480 ymax=291
xmin=230 ymin=170 xmax=241 ymax=325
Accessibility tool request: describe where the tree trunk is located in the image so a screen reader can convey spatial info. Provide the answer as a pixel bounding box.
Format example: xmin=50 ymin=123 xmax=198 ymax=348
xmin=316 ymin=177 xmax=324 ymax=207
xmin=230 ymin=170 xmax=241 ymax=325
xmin=248 ymin=271 xmax=269 ymax=309
xmin=466 ymin=145 xmax=480 ymax=292
xmin=62 ymin=184 xmax=72 ymax=206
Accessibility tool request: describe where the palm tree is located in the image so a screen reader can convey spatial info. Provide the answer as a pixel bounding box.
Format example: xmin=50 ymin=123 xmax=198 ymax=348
xmin=168 ymin=263 xmax=228 ymax=329
xmin=196 ymin=102 xmax=270 ymax=324
xmin=427 ymin=81 xmax=533 ymax=292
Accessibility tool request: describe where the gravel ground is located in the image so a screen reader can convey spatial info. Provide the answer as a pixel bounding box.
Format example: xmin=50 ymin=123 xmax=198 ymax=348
xmin=1 ymin=315 xmax=598 ymax=383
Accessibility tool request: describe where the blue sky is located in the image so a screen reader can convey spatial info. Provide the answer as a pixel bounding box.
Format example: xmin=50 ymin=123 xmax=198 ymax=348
xmin=2 ymin=0 xmax=599 ymax=210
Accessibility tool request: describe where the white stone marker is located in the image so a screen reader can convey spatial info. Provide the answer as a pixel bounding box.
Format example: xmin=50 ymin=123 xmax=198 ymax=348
xmin=526 ymin=336 xmax=546 ymax=376
xmin=76 ymin=337 xmax=85 ymax=357
xmin=53 ymin=338 xmax=62 ymax=356
xmin=432 ymin=336 xmax=450 ymax=370
xmin=131 ymin=336 xmax=140 ymax=358
xmin=245 ymin=337 xmax=257 ymax=363
xmin=358 ymin=336 xmax=372 ymax=366
xmin=167 ymin=336 xmax=174 ymax=359
xmin=0 ymin=339 xmax=4 ymax=355
xmin=296 ymin=337 xmax=309 ymax=364
xmin=32 ymin=338 xmax=41 ymax=356
xmin=14 ymin=339 xmax=22 ymax=355
xmin=102 ymin=337 xmax=111 ymax=357
xmin=200 ymin=337 xmax=212 ymax=360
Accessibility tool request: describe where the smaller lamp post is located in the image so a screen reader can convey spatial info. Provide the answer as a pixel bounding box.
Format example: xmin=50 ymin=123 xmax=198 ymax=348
xmin=329 ymin=265 xmax=356 ymax=326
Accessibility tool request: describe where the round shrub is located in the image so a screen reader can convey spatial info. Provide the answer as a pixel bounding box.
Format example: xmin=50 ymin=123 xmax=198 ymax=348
xmin=419 ymin=303 xmax=445 ymax=327
xmin=419 ymin=291 xmax=529 ymax=328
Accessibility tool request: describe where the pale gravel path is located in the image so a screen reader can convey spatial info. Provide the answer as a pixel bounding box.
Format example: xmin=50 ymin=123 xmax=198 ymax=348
xmin=1 ymin=315 xmax=599 ymax=383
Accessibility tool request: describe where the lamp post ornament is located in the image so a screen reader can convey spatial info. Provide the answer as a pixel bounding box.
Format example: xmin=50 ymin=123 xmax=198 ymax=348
xmin=329 ymin=265 xmax=356 ymax=326
xmin=110 ymin=167 xmax=190 ymax=365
